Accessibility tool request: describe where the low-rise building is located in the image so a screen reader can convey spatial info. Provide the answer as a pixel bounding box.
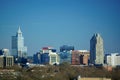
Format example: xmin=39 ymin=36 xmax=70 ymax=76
xmin=49 ymin=52 xmax=59 ymax=65
xmin=106 ymin=53 xmax=120 ymax=67
xmin=72 ymin=50 xmax=90 ymax=65
xmin=0 ymin=56 xmax=14 ymax=68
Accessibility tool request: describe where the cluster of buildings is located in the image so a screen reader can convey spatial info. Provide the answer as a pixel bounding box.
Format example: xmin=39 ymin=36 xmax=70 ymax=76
xmin=33 ymin=45 xmax=90 ymax=65
xmin=0 ymin=49 xmax=14 ymax=68
xmin=0 ymin=27 xmax=120 ymax=68
xmin=33 ymin=47 xmax=59 ymax=65
xmin=33 ymin=33 xmax=120 ymax=68
xmin=0 ymin=27 xmax=27 ymax=68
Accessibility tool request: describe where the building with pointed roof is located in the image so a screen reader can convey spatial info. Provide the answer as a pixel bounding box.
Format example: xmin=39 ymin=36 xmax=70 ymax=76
xmin=90 ymin=33 xmax=104 ymax=65
xmin=12 ymin=27 xmax=27 ymax=59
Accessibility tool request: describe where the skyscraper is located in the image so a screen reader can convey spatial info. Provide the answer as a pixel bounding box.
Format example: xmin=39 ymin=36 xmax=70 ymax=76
xmin=12 ymin=27 xmax=27 ymax=58
xmin=90 ymin=33 xmax=104 ymax=65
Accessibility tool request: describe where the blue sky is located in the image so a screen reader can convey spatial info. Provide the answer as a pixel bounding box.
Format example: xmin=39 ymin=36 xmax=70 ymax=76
xmin=0 ymin=0 xmax=120 ymax=56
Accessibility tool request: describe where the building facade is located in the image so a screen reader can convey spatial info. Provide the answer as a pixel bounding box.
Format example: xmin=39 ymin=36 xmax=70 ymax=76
xmin=72 ymin=50 xmax=89 ymax=65
xmin=49 ymin=51 xmax=59 ymax=65
xmin=0 ymin=56 xmax=14 ymax=68
xmin=0 ymin=56 xmax=4 ymax=68
xmin=90 ymin=33 xmax=104 ymax=65
xmin=59 ymin=51 xmax=72 ymax=64
xmin=12 ymin=27 xmax=27 ymax=58
xmin=33 ymin=52 xmax=41 ymax=64
xmin=106 ymin=53 xmax=120 ymax=67
xmin=72 ymin=51 xmax=81 ymax=65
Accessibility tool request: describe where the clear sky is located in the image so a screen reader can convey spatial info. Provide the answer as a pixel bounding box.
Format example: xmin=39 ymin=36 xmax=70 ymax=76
xmin=0 ymin=0 xmax=120 ymax=56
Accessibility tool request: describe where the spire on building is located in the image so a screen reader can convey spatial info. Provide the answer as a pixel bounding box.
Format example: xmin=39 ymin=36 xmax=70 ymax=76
xmin=17 ymin=26 xmax=22 ymax=33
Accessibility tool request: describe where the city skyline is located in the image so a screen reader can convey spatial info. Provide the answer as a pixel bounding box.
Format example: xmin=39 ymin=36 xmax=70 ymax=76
xmin=0 ymin=0 xmax=120 ymax=56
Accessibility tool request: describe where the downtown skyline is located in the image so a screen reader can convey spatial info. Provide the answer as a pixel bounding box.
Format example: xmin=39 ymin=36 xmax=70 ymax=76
xmin=0 ymin=0 xmax=120 ymax=56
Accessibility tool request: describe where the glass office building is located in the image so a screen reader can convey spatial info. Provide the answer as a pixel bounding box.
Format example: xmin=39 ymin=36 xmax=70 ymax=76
xmin=59 ymin=51 xmax=72 ymax=64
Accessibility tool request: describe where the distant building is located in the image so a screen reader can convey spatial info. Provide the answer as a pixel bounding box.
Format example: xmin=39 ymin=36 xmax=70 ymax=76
xmin=41 ymin=53 xmax=50 ymax=64
xmin=59 ymin=51 xmax=72 ymax=64
xmin=0 ymin=49 xmax=10 ymax=56
xmin=0 ymin=49 xmax=3 ymax=55
xmin=79 ymin=50 xmax=90 ymax=65
xmin=11 ymin=27 xmax=27 ymax=58
xmin=0 ymin=49 xmax=14 ymax=68
xmin=33 ymin=52 xmax=41 ymax=64
xmin=90 ymin=33 xmax=104 ymax=65
xmin=42 ymin=47 xmax=56 ymax=53
xmin=106 ymin=53 xmax=120 ymax=67
xmin=72 ymin=50 xmax=89 ymax=65
xmin=33 ymin=47 xmax=59 ymax=65
xmin=0 ymin=56 xmax=4 ymax=68
xmin=5 ymin=56 xmax=14 ymax=67
xmin=49 ymin=51 xmax=59 ymax=65
xmin=60 ymin=45 xmax=74 ymax=52
xmin=0 ymin=56 xmax=14 ymax=68
xmin=72 ymin=51 xmax=81 ymax=65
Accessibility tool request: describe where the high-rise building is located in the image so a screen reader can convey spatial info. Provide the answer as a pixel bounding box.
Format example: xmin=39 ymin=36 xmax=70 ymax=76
xmin=12 ymin=27 xmax=27 ymax=58
xmin=90 ymin=33 xmax=104 ymax=65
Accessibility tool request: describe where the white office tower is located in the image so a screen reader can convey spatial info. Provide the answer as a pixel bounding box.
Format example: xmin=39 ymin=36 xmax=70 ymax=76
xmin=90 ymin=33 xmax=104 ymax=65
xmin=12 ymin=27 xmax=27 ymax=58
xmin=107 ymin=53 xmax=120 ymax=67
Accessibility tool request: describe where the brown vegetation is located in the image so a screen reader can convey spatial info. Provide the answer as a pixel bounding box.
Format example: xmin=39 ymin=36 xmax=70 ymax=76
xmin=0 ymin=63 xmax=120 ymax=80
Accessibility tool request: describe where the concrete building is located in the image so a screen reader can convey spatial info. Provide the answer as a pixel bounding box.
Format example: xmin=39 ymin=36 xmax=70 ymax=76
xmin=0 ymin=56 xmax=4 ymax=68
xmin=12 ymin=27 xmax=27 ymax=58
xmin=79 ymin=50 xmax=90 ymax=65
xmin=49 ymin=52 xmax=59 ymax=65
xmin=90 ymin=33 xmax=104 ymax=65
xmin=106 ymin=53 xmax=120 ymax=67
xmin=72 ymin=50 xmax=89 ymax=65
xmin=0 ymin=56 xmax=14 ymax=68
xmin=72 ymin=51 xmax=81 ymax=65
xmin=5 ymin=56 xmax=14 ymax=67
